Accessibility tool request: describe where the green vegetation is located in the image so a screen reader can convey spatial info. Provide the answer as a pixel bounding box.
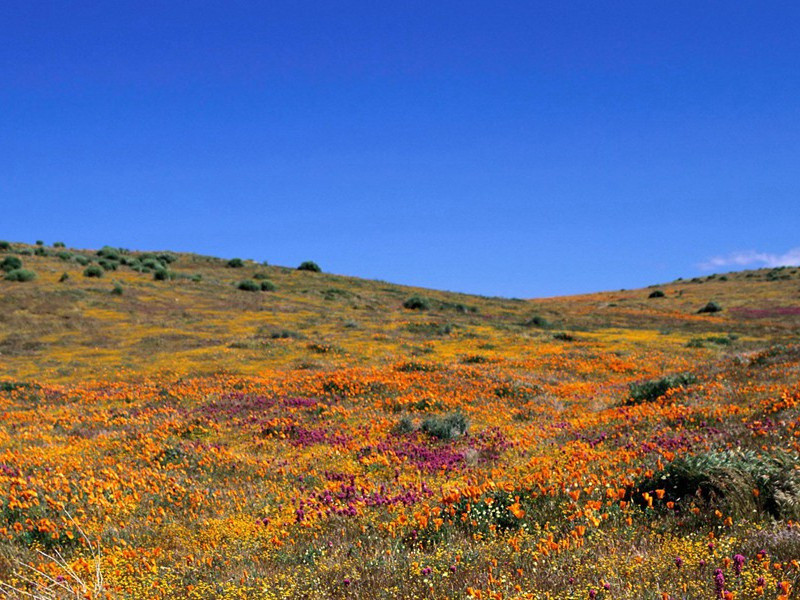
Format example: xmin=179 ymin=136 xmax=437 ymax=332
xmin=403 ymin=295 xmax=431 ymax=310
xmin=4 ymin=269 xmax=36 ymax=282
xmin=297 ymin=260 xmax=322 ymax=272
xmin=627 ymin=373 xmax=697 ymax=404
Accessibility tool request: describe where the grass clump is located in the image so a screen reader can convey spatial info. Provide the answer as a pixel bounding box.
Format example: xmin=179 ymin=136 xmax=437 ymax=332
xmin=627 ymin=373 xmax=696 ymax=405
xmin=403 ymin=295 xmax=431 ymax=310
xmin=4 ymin=269 xmax=36 ymax=282
xmin=297 ymin=261 xmax=321 ymax=272
xmin=83 ymin=265 xmax=103 ymax=278
xmin=421 ymin=413 xmax=469 ymax=440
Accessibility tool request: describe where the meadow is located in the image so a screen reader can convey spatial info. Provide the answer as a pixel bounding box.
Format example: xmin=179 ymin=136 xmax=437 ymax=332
xmin=0 ymin=242 xmax=798 ymax=599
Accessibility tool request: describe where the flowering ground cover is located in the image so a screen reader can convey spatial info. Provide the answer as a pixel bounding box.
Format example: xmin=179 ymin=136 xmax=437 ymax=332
xmin=0 ymin=244 xmax=798 ymax=598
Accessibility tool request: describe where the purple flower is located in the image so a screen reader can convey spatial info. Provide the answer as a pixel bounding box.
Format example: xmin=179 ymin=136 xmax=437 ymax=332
xmin=588 ymin=590 xmax=597 ymax=599
xmin=713 ymin=568 xmax=725 ymax=597
xmin=733 ymin=554 xmax=746 ymax=576
xmin=675 ymin=556 xmax=684 ymax=568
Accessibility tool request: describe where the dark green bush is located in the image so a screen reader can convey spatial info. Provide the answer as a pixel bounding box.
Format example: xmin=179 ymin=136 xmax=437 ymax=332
xmin=698 ymin=301 xmax=723 ymax=314
xmin=403 ymin=295 xmax=431 ymax=310
xmin=58 ymin=273 xmax=69 ymax=283
xmin=421 ymin=413 xmax=469 ymax=440
xmin=0 ymin=241 xmax=10 ymax=251
xmin=153 ymin=268 xmax=174 ymax=281
xmin=74 ymin=255 xmax=90 ymax=266
xmin=111 ymin=282 xmax=124 ymax=296
xmin=260 ymin=280 xmax=276 ymax=291
xmin=297 ymin=261 xmax=321 ymax=272
xmin=34 ymin=246 xmax=47 ymax=256
xmin=627 ymin=373 xmax=696 ymax=404
xmin=237 ymin=279 xmax=260 ymax=291
xmin=18 ymin=248 xmax=32 ymax=256
xmin=56 ymin=251 xmax=73 ymax=261
xmin=1 ymin=256 xmax=23 ymax=272
xmin=553 ymin=332 xmax=575 ymax=341
xmin=524 ymin=315 xmax=551 ymax=328
xmin=35 ymin=240 xmax=44 ymax=246
xmin=227 ymin=258 xmax=245 ymax=268
xmin=83 ymin=265 xmax=103 ymax=278
xmin=141 ymin=258 xmax=162 ymax=270
xmin=648 ymin=290 xmax=665 ymax=298
xmin=4 ymin=269 xmax=36 ymax=282
xmin=53 ymin=241 xmax=65 ymax=248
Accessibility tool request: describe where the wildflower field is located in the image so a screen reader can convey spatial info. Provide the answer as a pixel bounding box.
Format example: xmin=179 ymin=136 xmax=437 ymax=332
xmin=1 ymin=243 xmax=799 ymax=599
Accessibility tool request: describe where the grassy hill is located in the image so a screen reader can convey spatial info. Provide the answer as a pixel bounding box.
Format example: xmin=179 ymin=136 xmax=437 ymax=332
xmin=0 ymin=240 xmax=799 ymax=599
xmin=2 ymin=241 xmax=798 ymax=381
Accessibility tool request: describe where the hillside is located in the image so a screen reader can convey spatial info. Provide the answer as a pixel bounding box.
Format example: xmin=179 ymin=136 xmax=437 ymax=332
xmin=0 ymin=241 xmax=799 ymax=599
xmin=2 ymin=241 xmax=799 ymax=381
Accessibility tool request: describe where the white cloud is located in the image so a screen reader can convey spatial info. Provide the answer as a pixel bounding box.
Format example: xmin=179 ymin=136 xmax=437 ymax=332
xmin=699 ymin=248 xmax=800 ymax=271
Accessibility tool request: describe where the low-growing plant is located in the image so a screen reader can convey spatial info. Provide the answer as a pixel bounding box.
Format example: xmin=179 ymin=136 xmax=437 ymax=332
xmin=227 ymin=258 xmax=245 ymax=268
xmin=403 ymin=295 xmax=431 ymax=310
xmin=83 ymin=265 xmax=103 ymax=278
xmin=74 ymin=255 xmax=90 ymax=266
xmin=523 ymin=315 xmax=551 ymax=328
xmin=253 ymin=272 xmax=271 ymax=280
xmin=53 ymin=241 xmax=65 ymax=248
xmin=237 ymin=279 xmax=260 ymax=291
xmin=627 ymin=373 xmax=697 ymax=404
xmin=421 ymin=412 xmax=469 ymax=440
xmin=631 ymin=449 xmax=800 ymax=521
xmin=4 ymin=269 xmax=36 ymax=282
xmin=648 ymin=289 xmax=665 ymax=298
xmin=260 ymin=280 xmax=276 ymax=291
xmin=0 ymin=241 xmax=10 ymax=251
xmin=1 ymin=256 xmax=23 ymax=272
xmin=153 ymin=268 xmax=174 ymax=281
xmin=698 ymin=301 xmax=723 ymax=314
xmin=111 ymin=282 xmax=124 ymax=296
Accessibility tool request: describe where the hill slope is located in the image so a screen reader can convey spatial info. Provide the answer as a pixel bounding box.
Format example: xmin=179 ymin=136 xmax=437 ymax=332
xmin=1 ymin=241 xmax=798 ymax=381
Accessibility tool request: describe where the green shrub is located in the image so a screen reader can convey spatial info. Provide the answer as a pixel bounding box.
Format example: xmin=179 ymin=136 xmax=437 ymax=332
xmin=153 ymin=268 xmax=173 ymax=281
xmin=141 ymin=257 xmax=163 ymax=270
xmin=524 ymin=315 xmax=551 ymax=328
xmin=74 ymin=255 xmax=90 ymax=266
xmin=111 ymin=282 xmax=124 ymax=296
xmin=237 ymin=279 xmax=260 ymax=292
xmin=627 ymin=373 xmax=696 ymax=404
xmin=631 ymin=449 xmax=800 ymax=520
xmin=34 ymin=246 xmax=47 ymax=256
xmin=648 ymin=290 xmax=665 ymax=298
xmin=698 ymin=301 xmax=722 ymax=314
xmin=53 ymin=241 xmax=65 ymax=248
xmin=553 ymin=332 xmax=575 ymax=341
xmin=157 ymin=252 xmax=178 ymax=264
xmin=421 ymin=413 xmax=469 ymax=440
xmin=98 ymin=259 xmax=118 ymax=271
xmin=18 ymin=248 xmax=32 ymax=256
xmin=260 ymin=280 xmax=276 ymax=291
xmin=97 ymin=246 xmax=121 ymax=261
xmin=83 ymin=265 xmax=103 ymax=278
xmin=1 ymin=256 xmax=23 ymax=272
xmin=58 ymin=273 xmax=69 ymax=283
xmin=253 ymin=272 xmax=270 ymax=280
xmin=297 ymin=261 xmax=321 ymax=272
xmin=392 ymin=416 xmax=416 ymax=435
xmin=35 ymin=240 xmax=44 ymax=246
xmin=0 ymin=241 xmax=10 ymax=251
xmin=403 ymin=295 xmax=431 ymax=310
xmin=227 ymin=258 xmax=245 ymax=268
xmin=56 ymin=251 xmax=73 ymax=261
xmin=4 ymin=269 xmax=36 ymax=282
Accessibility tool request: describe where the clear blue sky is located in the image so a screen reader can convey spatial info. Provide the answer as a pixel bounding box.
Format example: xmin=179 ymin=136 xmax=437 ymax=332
xmin=2 ymin=2 xmax=799 ymax=297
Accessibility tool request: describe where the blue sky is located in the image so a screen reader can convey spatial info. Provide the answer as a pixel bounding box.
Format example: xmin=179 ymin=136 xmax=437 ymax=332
xmin=2 ymin=2 xmax=799 ymax=297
